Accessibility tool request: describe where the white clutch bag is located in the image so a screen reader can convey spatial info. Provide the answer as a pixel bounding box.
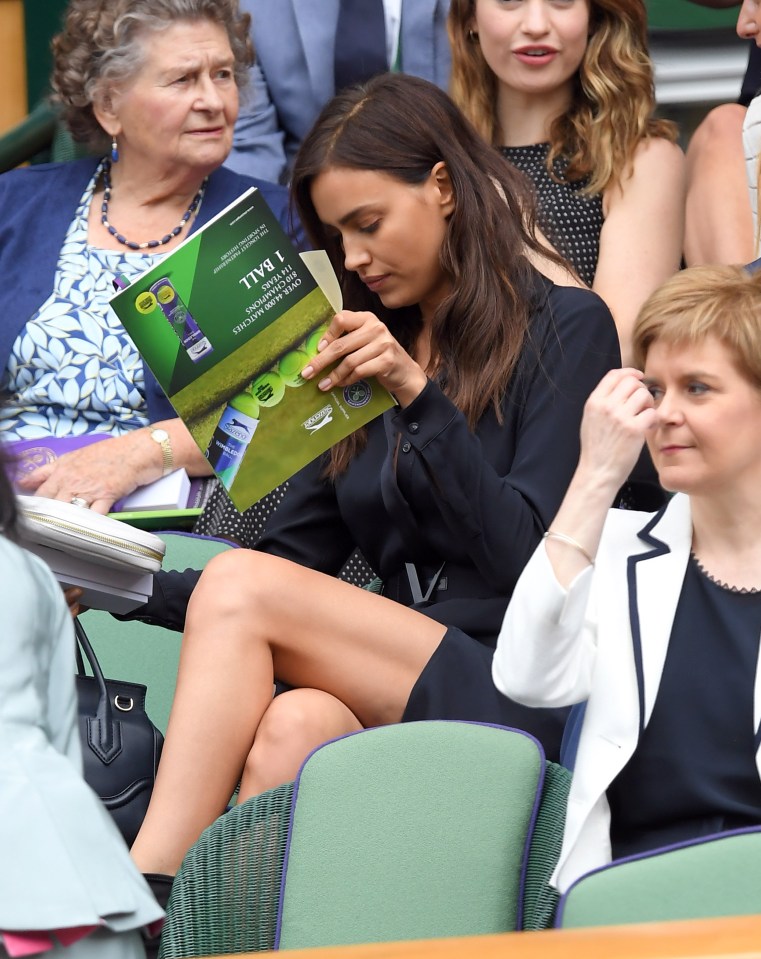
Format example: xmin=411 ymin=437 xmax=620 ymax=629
xmin=17 ymin=495 xmax=166 ymax=614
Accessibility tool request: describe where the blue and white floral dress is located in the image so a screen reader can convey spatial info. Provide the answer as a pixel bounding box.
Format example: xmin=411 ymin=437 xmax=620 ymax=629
xmin=0 ymin=164 xmax=163 ymax=443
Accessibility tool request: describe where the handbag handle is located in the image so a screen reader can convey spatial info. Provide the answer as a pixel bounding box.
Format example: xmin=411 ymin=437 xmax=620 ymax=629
xmin=75 ymin=619 xmax=123 ymax=763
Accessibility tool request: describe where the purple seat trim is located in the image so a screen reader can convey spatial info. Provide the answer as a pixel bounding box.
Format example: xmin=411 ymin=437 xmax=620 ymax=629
xmin=554 ymin=823 xmax=761 ymax=927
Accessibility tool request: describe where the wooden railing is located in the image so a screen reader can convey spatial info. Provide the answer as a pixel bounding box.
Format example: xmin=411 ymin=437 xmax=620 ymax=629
xmin=194 ymin=914 xmax=761 ymax=959
xmin=0 ymin=0 xmax=27 ymax=134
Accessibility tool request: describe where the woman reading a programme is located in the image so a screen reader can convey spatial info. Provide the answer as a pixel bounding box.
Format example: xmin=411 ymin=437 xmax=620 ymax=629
xmin=125 ymin=74 xmax=620 ymax=883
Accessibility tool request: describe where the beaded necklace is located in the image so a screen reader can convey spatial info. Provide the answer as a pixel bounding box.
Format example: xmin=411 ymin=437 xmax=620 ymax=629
xmin=99 ymin=158 xmax=207 ymax=250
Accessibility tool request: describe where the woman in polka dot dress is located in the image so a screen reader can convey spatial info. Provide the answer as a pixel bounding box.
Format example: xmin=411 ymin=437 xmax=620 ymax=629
xmin=449 ymin=0 xmax=685 ymax=367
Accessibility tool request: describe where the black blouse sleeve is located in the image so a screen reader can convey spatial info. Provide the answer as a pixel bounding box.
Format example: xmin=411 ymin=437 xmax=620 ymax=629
xmin=384 ymin=284 xmax=620 ymax=592
xmin=112 ymin=567 xmax=202 ymax=630
xmin=121 ymin=444 xmax=356 ymax=629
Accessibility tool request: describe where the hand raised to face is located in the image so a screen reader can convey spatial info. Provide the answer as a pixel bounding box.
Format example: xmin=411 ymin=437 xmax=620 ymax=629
xmin=576 ymin=367 xmax=657 ymax=493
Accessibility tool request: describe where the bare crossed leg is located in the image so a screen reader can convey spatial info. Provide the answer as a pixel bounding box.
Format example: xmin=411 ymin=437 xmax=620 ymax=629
xmin=130 ymin=549 xmax=447 ymax=876
xmin=239 ymin=687 xmax=364 ymax=798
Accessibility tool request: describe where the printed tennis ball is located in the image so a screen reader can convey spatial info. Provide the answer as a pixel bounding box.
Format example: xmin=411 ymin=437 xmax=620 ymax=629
xmin=251 ymin=370 xmax=285 ymax=407
xmin=171 ymin=287 xmax=332 ymax=423
xmin=229 ymin=390 xmax=260 ymax=419
xmin=303 ymin=325 xmax=329 ymax=359
xmin=278 ymin=348 xmax=309 ymax=387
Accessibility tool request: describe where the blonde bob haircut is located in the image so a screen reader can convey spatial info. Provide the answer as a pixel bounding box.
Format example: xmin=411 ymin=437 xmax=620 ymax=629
xmin=448 ymin=0 xmax=677 ymax=196
xmin=632 ymin=264 xmax=761 ymax=391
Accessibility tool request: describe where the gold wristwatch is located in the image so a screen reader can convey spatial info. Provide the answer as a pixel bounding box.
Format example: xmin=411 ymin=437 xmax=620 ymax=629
xmin=149 ymin=428 xmax=174 ymax=476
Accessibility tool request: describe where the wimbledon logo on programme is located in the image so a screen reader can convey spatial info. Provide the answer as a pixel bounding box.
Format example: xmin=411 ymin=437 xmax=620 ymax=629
xmin=303 ymin=405 xmax=334 ymax=434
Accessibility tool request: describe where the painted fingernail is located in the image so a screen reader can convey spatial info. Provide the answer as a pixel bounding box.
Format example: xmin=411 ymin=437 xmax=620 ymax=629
xmin=318 ymin=377 xmax=332 ymax=390
xmin=301 ymin=365 xmax=314 ymax=379
xmin=317 ymin=339 xmax=329 ymax=352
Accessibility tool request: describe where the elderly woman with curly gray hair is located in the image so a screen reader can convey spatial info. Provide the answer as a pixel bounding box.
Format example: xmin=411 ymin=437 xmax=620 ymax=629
xmin=0 ymin=0 xmax=294 ymax=514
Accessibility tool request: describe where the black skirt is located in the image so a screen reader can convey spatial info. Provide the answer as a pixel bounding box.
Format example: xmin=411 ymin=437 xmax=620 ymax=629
xmin=403 ymin=626 xmax=568 ymax=764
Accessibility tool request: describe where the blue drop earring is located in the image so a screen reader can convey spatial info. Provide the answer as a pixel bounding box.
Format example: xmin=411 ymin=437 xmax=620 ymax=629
xmin=111 ymin=135 xmax=119 ymax=164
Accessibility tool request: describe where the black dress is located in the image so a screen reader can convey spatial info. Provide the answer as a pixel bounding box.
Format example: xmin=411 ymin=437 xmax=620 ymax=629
xmin=135 ymin=276 xmax=620 ymax=762
xmin=740 ymin=42 xmax=761 ymax=106
xmin=608 ymin=554 xmax=761 ymax=859
xmin=501 ymin=144 xmax=603 ymax=287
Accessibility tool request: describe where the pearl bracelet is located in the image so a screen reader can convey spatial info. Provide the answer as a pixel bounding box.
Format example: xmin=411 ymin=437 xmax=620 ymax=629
xmin=543 ymin=530 xmax=595 ymax=566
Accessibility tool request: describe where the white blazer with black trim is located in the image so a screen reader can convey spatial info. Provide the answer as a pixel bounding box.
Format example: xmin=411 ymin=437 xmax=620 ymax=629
xmin=493 ymin=492 xmax=761 ymax=892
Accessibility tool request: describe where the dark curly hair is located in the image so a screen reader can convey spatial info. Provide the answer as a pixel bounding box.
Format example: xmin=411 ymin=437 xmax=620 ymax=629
xmin=51 ymin=0 xmax=253 ymax=149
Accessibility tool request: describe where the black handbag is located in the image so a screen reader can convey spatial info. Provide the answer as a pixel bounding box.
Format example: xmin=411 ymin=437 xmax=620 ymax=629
xmin=75 ymin=619 xmax=164 ymax=846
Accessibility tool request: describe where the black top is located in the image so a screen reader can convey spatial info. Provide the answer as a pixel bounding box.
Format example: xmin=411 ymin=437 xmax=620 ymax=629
xmin=608 ymin=554 xmax=761 ymax=860
xmin=740 ymin=41 xmax=761 ymax=106
xmin=500 ymin=144 xmax=603 ymax=287
xmin=134 ymin=276 xmax=619 ymax=642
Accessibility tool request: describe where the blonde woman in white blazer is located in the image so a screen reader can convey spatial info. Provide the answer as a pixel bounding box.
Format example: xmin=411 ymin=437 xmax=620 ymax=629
xmin=494 ymin=263 xmax=761 ymax=894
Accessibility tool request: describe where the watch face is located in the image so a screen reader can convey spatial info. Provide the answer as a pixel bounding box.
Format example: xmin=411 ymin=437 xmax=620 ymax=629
xmin=152 ymin=429 xmax=169 ymax=443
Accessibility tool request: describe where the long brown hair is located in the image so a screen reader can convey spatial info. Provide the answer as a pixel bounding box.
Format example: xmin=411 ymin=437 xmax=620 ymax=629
xmin=291 ymin=73 xmax=560 ymax=476
xmin=448 ymin=0 xmax=677 ymax=195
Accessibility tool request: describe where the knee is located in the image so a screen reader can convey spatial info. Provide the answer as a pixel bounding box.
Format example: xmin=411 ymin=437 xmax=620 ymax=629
xmin=245 ymin=691 xmax=359 ymax=780
xmin=251 ymin=693 xmax=329 ymax=761
xmin=186 ymin=549 xmax=281 ymax=621
xmin=688 ymin=103 xmax=747 ymax=160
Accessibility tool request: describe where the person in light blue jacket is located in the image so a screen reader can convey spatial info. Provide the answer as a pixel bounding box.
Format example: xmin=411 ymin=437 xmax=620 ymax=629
xmin=227 ymin=0 xmax=451 ymax=183
xmin=0 ymin=444 xmax=164 ymax=958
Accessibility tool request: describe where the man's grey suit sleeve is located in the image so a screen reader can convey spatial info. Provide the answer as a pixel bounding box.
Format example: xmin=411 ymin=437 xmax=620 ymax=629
xmin=227 ymin=60 xmax=289 ymax=184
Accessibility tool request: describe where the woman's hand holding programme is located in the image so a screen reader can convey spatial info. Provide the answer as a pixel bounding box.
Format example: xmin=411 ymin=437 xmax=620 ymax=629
xmin=300 ymin=310 xmax=429 ymax=408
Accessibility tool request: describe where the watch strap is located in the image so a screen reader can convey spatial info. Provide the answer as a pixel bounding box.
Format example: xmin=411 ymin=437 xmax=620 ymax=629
xmin=150 ymin=429 xmax=174 ymax=477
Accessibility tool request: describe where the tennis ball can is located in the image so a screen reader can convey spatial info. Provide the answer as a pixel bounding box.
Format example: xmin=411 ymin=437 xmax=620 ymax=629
xmin=205 ymin=391 xmax=260 ymax=488
xmin=150 ymin=277 xmax=214 ymax=362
